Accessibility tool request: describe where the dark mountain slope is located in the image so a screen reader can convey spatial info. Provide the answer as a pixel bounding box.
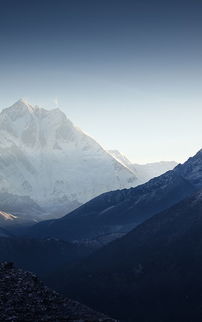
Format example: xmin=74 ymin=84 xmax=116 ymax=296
xmin=0 ymin=226 xmax=13 ymax=238
xmin=0 ymin=262 xmax=115 ymax=321
xmin=51 ymin=191 xmax=202 ymax=322
xmin=29 ymin=170 xmax=195 ymax=244
xmin=0 ymin=237 xmax=91 ymax=277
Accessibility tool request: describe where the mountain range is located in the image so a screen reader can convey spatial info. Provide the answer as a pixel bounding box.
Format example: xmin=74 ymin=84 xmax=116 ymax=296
xmin=0 ymin=145 xmax=201 ymax=321
xmin=1 ymin=99 xmax=201 ymax=321
xmin=53 ymin=190 xmax=202 ymax=322
xmin=0 ymin=99 xmax=176 ymax=225
xmin=29 ymin=150 xmax=202 ymax=245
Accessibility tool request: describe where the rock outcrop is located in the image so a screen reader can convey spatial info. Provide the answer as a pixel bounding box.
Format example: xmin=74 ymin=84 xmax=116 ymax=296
xmin=0 ymin=262 xmax=116 ymax=321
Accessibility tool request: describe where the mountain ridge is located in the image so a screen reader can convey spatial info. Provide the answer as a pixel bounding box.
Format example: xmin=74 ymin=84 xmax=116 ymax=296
xmin=108 ymin=149 xmax=178 ymax=183
xmin=53 ymin=190 xmax=202 ymax=321
xmin=28 ymin=150 xmax=199 ymax=244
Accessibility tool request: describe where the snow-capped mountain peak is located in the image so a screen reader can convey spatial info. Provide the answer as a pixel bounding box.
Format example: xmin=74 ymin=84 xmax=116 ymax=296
xmin=0 ymin=100 xmax=79 ymax=150
xmin=0 ymin=100 xmax=138 ymax=220
xmin=3 ymin=98 xmax=36 ymax=116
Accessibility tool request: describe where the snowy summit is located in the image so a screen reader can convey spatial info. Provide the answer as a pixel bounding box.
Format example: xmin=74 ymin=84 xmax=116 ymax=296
xmin=0 ymin=99 xmax=137 ymax=220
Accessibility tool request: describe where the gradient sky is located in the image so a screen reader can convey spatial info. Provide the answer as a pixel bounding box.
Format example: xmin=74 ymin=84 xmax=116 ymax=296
xmin=0 ymin=0 xmax=202 ymax=163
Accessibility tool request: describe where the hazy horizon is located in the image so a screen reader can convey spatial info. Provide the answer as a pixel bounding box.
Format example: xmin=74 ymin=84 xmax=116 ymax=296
xmin=1 ymin=0 xmax=202 ymax=163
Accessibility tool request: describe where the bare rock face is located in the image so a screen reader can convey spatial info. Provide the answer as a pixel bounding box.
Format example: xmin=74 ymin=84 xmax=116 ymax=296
xmin=0 ymin=262 xmax=116 ymax=322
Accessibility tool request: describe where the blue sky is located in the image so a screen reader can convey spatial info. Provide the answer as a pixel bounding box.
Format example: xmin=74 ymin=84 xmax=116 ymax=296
xmin=0 ymin=0 xmax=202 ymax=163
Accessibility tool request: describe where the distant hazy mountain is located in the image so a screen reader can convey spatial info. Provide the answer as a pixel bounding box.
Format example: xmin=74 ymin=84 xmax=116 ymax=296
xmin=29 ymin=150 xmax=202 ymax=244
xmin=55 ymin=190 xmax=202 ymax=322
xmin=0 ymin=99 xmax=138 ymax=222
xmin=108 ymin=149 xmax=177 ymax=183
